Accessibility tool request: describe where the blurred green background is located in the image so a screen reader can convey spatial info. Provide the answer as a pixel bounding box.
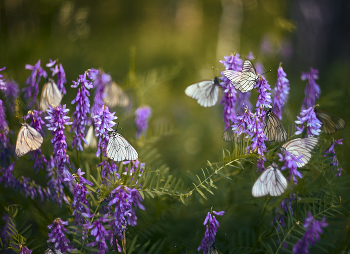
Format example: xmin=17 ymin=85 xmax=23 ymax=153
xmin=0 ymin=0 xmax=350 ymax=252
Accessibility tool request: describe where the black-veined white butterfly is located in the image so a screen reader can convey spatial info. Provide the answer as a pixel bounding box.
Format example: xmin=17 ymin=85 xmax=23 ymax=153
xmin=263 ymin=109 xmax=287 ymax=142
xmin=40 ymin=79 xmax=63 ymax=111
xmin=185 ymin=77 xmax=220 ymax=107
xmin=315 ymin=108 xmax=346 ymax=134
xmin=280 ymin=137 xmax=318 ymax=168
xmin=44 ymin=247 xmax=62 ymax=254
xmin=15 ymin=123 xmax=43 ymax=157
xmin=252 ymin=162 xmax=287 ymax=197
xmin=222 ymin=125 xmax=241 ymax=142
xmin=222 ymin=60 xmax=259 ymax=93
xmin=106 ymin=130 xmax=138 ymax=162
xmin=103 ymin=82 xmax=130 ymax=108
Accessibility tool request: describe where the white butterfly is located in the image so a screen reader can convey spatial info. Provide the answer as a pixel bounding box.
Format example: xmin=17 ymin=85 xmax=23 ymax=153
xmin=84 ymin=125 xmax=97 ymax=148
xmin=185 ymin=77 xmax=220 ymax=107
xmin=106 ymin=131 xmax=138 ymax=162
xmin=222 ymin=60 xmax=259 ymax=93
xmin=252 ymin=162 xmax=287 ymax=197
xmin=15 ymin=123 xmax=44 ymax=157
xmin=103 ymin=82 xmax=129 ymax=108
xmin=44 ymin=248 xmax=62 ymax=254
xmin=280 ymin=137 xmax=319 ymax=168
xmin=40 ymin=79 xmax=63 ymax=111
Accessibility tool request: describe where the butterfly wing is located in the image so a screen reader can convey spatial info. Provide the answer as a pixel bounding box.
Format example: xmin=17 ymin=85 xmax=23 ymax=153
xmin=40 ymin=79 xmax=62 ymax=111
xmin=185 ymin=80 xmax=219 ymax=107
xmin=104 ymin=82 xmax=130 ymax=108
xmin=282 ymin=137 xmax=318 ymax=167
xmin=15 ymin=124 xmax=43 ymax=157
xmin=84 ymin=125 xmax=97 ymax=148
xmin=15 ymin=126 xmax=31 ymax=157
xmin=263 ymin=111 xmax=287 ymax=142
xmin=222 ymin=70 xmax=242 ymax=84
xmin=222 ymin=127 xmax=240 ymax=142
xmin=316 ymin=109 xmax=346 ymax=134
xmin=106 ymin=132 xmax=138 ymax=162
xmin=267 ymin=167 xmax=287 ymax=196
xmin=242 ymin=60 xmax=257 ymax=75
xmin=252 ymin=166 xmax=273 ymax=197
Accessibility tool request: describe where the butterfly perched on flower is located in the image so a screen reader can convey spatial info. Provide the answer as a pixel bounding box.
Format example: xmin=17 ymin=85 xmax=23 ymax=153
xmin=107 ymin=129 xmax=138 ymax=162
xmin=15 ymin=123 xmax=43 ymax=157
xmin=40 ymin=78 xmax=63 ymax=111
xmin=222 ymin=60 xmax=259 ymax=93
xmin=280 ymin=137 xmax=318 ymax=168
xmin=252 ymin=162 xmax=287 ymax=197
xmin=103 ymin=82 xmax=130 ymax=108
xmin=263 ymin=109 xmax=287 ymax=142
xmin=185 ymin=77 xmax=220 ymax=107
xmin=222 ymin=126 xmax=240 ymax=142
xmin=314 ymin=108 xmax=346 ymax=134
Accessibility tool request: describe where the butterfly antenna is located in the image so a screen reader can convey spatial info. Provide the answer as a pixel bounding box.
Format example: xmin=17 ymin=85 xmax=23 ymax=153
xmin=260 ymin=70 xmax=272 ymax=76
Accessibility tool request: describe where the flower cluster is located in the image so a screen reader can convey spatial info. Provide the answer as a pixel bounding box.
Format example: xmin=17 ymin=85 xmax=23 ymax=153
xmin=19 ymin=245 xmax=32 ymax=254
xmin=47 ymin=218 xmax=74 ymax=253
xmin=46 ymin=105 xmax=72 ymax=172
xmin=23 ymin=60 xmax=48 ymax=108
xmin=273 ymin=65 xmax=290 ymax=120
xmin=0 ymin=100 xmax=8 ymax=145
xmin=93 ymin=105 xmax=117 ymax=157
xmin=198 ymin=210 xmax=225 ymax=254
xmin=46 ymin=156 xmax=65 ymax=205
xmin=135 ymin=106 xmax=152 ymax=139
xmin=89 ymin=69 xmax=112 ymax=116
xmin=107 ymin=186 xmax=145 ymax=250
xmin=65 ymin=169 xmax=93 ymax=226
xmin=295 ymin=106 xmax=322 ymax=137
xmin=0 ymin=67 xmax=6 ymax=91
xmin=278 ymin=150 xmax=303 ymax=184
xmin=85 ymin=214 xmax=109 ymax=253
xmin=255 ymin=76 xmax=272 ymax=117
xmin=274 ymin=194 xmax=298 ymax=230
xmin=324 ymin=139 xmax=343 ymax=177
xmin=3 ymin=80 xmax=19 ymax=115
xmin=97 ymin=159 xmax=119 ymax=180
xmin=293 ymin=213 xmax=327 ymax=254
xmin=301 ymin=67 xmax=320 ymax=110
xmin=46 ymin=59 xmax=67 ymax=94
xmin=71 ymin=71 xmax=93 ymax=151
xmin=231 ymin=106 xmax=255 ymax=138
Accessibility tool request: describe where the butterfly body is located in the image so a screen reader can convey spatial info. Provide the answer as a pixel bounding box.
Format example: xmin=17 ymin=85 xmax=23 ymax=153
xmin=40 ymin=79 xmax=63 ymax=111
xmin=222 ymin=60 xmax=259 ymax=93
xmin=252 ymin=162 xmax=287 ymax=197
xmin=315 ymin=108 xmax=346 ymax=134
xmin=263 ymin=109 xmax=287 ymax=142
xmin=15 ymin=123 xmax=43 ymax=157
xmin=185 ymin=77 xmax=220 ymax=107
xmin=106 ymin=131 xmax=138 ymax=162
xmin=281 ymin=137 xmax=318 ymax=167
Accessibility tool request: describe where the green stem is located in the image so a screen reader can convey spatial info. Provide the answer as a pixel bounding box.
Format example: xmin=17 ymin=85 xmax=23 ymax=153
xmin=250 ymin=197 xmax=271 ymax=254
xmin=76 ymin=149 xmax=80 ymax=169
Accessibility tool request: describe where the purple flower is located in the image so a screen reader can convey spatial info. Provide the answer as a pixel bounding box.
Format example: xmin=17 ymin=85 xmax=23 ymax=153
xmin=19 ymin=245 xmax=32 ymax=254
xmin=293 ymin=213 xmax=327 ymax=254
xmin=0 ymin=162 xmax=16 ymax=188
xmin=198 ymin=210 xmax=225 ymax=254
xmin=301 ymin=68 xmax=320 ymax=110
xmin=97 ymin=159 xmax=119 ymax=180
xmin=107 ymin=186 xmax=144 ymax=250
xmin=250 ymin=114 xmax=267 ymax=158
xmin=89 ymin=69 xmax=112 ymax=116
xmin=324 ymin=139 xmax=343 ymax=177
xmin=85 ymin=215 xmax=110 ymax=253
xmin=47 ymin=218 xmax=74 ymax=253
xmin=47 ymin=60 xmax=67 ymax=94
xmin=46 ymin=156 xmax=65 ymax=205
xmin=135 ymin=106 xmax=152 ymax=139
xmin=93 ymin=105 xmax=117 ymax=157
xmin=3 ymin=80 xmax=19 ymax=114
xmin=24 ymin=110 xmax=46 ymax=137
xmin=273 ymin=194 xmax=297 ymax=230
xmin=0 ymin=100 xmax=8 ymax=141
xmin=255 ymin=76 xmax=272 ymax=118
xmin=273 ymin=65 xmax=290 ymax=120
xmin=219 ymin=54 xmax=243 ymax=129
xmin=46 ymin=105 xmax=72 ymax=172
xmin=0 ymin=213 xmax=12 ymax=245
xmin=23 ymin=60 xmax=48 ymax=108
xmin=231 ymin=106 xmax=255 ymax=139
xmin=64 ymin=168 xmax=93 ymax=226
xmin=0 ymin=67 xmax=6 ymax=91
xmin=71 ymin=71 xmax=93 ymax=151
xmin=278 ymin=150 xmax=303 ymax=184
xmin=236 ymin=91 xmax=252 ymax=115
xmin=295 ymin=106 xmax=322 ymax=137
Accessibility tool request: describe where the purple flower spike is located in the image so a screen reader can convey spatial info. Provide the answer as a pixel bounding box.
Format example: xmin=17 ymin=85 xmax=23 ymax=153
xmin=231 ymin=106 xmax=255 ymax=139
xmin=24 ymin=110 xmax=46 ymax=137
xmin=97 ymin=159 xmax=119 ymax=180
xmin=236 ymin=91 xmax=252 ymax=115
xmin=3 ymin=80 xmax=19 ymax=115
xmin=47 ymin=218 xmax=74 ymax=253
xmin=0 ymin=100 xmax=8 ymax=141
xmin=255 ymin=76 xmax=272 ymax=118
xmin=273 ymin=65 xmax=290 ymax=120
xmin=19 ymin=245 xmax=32 ymax=254
xmin=273 ymin=194 xmax=297 ymax=231
xmin=23 ymin=60 xmax=47 ymax=108
xmin=135 ymin=106 xmax=152 ymax=139
xmin=93 ymin=105 xmax=117 ymax=157
xmin=0 ymin=67 xmax=6 ymax=91
xmin=198 ymin=210 xmax=225 ymax=254
xmin=324 ymin=139 xmax=343 ymax=177
xmin=47 ymin=60 xmax=67 ymax=94
xmin=85 ymin=215 xmax=110 ymax=253
xmin=46 ymin=105 xmax=72 ymax=173
xmin=301 ymin=67 xmax=320 ymax=110
xmin=295 ymin=106 xmax=322 ymax=137
xmin=293 ymin=213 xmax=327 ymax=254
xmin=89 ymin=69 xmax=112 ymax=116
xmin=71 ymin=71 xmax=93 ymax=151
xmin=278 ymin=150 xmax=303 ymax=184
